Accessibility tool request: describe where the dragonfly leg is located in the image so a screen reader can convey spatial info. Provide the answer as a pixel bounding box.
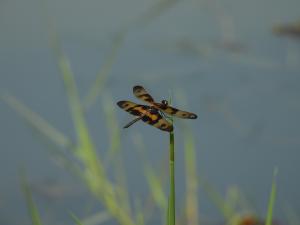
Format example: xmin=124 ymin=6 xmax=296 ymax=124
xmin=160 ymin=111 xmax=172 ymax=120
xmin=123 ymin=116 xmax=143 ymax=128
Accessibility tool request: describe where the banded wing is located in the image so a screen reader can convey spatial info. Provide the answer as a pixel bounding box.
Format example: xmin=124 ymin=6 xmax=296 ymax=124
xmin=133 ymin=85 xmax=155 ymax=104
xmin=117 ymin=100 xmax=173 ymax=132
xmin=154 ymin=103 xmax=197 ymax=119
xmin=117 ymin=100 xmax=146 ymax=116
xmin=141 ymin=111 xmax=173 ymax=132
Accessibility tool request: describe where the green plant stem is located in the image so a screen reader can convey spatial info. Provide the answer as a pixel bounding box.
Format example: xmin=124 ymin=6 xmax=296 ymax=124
xmin=184 ymin=130 xmax=199 ymax=225
xmin=20 ymin=171 xmax=43 ymax=225
xmin=265 ymin=168 xmax=278 ymax=225
xmin=168 ymin=131 xmax=175 ymax=225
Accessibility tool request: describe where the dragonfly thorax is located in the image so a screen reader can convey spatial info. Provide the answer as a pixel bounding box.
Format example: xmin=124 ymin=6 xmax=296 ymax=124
xmin=161 ymin=99 xmax=168 ymax=106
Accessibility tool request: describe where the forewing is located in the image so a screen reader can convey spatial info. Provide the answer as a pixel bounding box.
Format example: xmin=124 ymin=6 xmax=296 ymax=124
xmin=141 ymin=111 xmax=173 ymax=132
xmin=133 ymin=85 xmax=155 ymax=104
xmin=117 ymin=100 xmax=146 ymax=116
xmin=117 ymin=100 xmax=173 ymax=132
xmin=156 ymin=104 xmax=197 ymax=119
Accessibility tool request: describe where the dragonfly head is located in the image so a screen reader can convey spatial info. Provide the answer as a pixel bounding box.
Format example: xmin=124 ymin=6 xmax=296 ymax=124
xmin=161 ymin=99 xmax=168 ymax=106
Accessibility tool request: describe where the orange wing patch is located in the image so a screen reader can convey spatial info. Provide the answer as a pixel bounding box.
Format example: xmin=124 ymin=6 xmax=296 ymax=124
xmin=154 ymin=103 xmax=197 ymax=119
xmin=141 ymin=113 xmax=173 ymax=132
xmin=133 ymin=85 xmax=155 ymax=103
xmin=117 ymin=101 xmax=144 ymax=116
xmin=117 ymin=100 xmax=173 ymax=132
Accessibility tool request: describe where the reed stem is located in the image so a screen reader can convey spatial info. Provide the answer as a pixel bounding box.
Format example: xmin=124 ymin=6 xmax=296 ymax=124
xmin=168 ymin=131 xmax=175 ymax=225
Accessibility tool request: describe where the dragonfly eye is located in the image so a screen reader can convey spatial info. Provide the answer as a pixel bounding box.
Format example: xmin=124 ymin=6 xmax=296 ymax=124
xmin=161 ymin=100 xmax=168 ymax=106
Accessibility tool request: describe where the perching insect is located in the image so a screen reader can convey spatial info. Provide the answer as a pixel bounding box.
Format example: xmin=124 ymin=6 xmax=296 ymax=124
xmin=117 ymin=85 xmax=197 ymax=132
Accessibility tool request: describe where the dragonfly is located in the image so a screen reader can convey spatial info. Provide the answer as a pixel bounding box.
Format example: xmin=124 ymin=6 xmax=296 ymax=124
xmin=117 ymin=85 xmax=197 ymax=132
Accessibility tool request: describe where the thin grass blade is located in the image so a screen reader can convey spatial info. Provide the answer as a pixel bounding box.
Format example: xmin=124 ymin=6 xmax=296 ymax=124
xmin=175 ymin=90 xmax=199 ymax=225
xmin=2 ymin=94 xmax=71 ymax=149
xmin=183 ymin=129 xmax=199 ymax=225
xmin=201 ymin=180 xmax=235 ymax=220
xmin=145 ymin=166 xmax=168 ymax=211
xmin=265 ymin=168 xmax=278 ymax=225
xmin=69 ymin=212 xmax=84 ymax=225
xmin=51 ymin=36 xmax=136 ymax=225
xmin=102 ymin=93 xmax=132 ymax=215
xmin=134 ymin=198 xmax=145 ymax=225
xmin=20 ymin=172 xmax=43 ymax=225
xmin=83 ymin=32 xmax=125 ymax=110
xmin=131 ymin=133 xmax=167 ymax=224
xmin=80 ymin=211 xmax=112 ymax=225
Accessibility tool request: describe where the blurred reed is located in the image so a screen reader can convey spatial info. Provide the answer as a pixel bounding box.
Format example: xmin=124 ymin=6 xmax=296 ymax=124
xmin=69 ymin=212 xmax=84 ymax=225
xmin=131 ymin=133 xmax=168 ymax=224
xmin=83 ymin=33 xmax=125 ymax=111
xmin=184 ymin=128 xmax=199 ymax=225
xmin=265 ymin=168 xmax=278 ymax=225
xmin=176 ymin=90 xmax=200 ymax=225
xmin=20 ymin=172 xmax=44 ymax=225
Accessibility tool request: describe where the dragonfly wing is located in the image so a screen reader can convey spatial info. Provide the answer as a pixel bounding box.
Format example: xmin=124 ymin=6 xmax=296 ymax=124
xmin=118 ymin=86 xmax=197 ymax=131
xmin=117 ymin=101 xmax=173 ymax=132
xmin=117 ymin=100 xmax=147 ymax=116
xmin=141 ymin=112 xmax=173 ymax=132
xmin=133 ymin=85 xmax=155 ymax=104
xmin=155 ymin=103 xmax=197 ymax=119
